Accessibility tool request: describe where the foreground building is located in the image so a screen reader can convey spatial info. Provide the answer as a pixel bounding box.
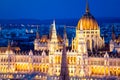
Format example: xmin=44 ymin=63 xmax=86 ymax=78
xmin=0 ymin=1 xmax=120 ymax=80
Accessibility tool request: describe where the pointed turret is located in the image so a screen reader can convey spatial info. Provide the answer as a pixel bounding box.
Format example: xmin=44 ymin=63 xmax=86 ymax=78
xmin=86 ymin=0 xmax=90 ymax=13
xmin=49 ymin=20 xmax=58 ymax=52
xmin=53 ymin=20 xmax=56 ymax=31
xmin=6 ymin=40 xmax=14 ymax=54
xmin=36 ymin=26 xmax=40 ymax=39
xmin=7 ymin=40 xmax=11 ymax=51
xmin=29 ymin=50 xmax=33 ymax=56
xmin=51 ymin=20 xmax=57 ymax=40
xmin=60 ymin=29 xmax=69 ymax=80
xmin=112 ymin=25 xmax=116 ymax=41
xmin=42 ymin=50 xmax=46 ymax=57
xmin=104 ymin=51 xmax=109 ymax=58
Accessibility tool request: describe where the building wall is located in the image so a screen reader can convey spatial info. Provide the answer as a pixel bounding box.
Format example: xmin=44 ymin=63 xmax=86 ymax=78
xmin=0 ymin=51 xmax=120 ymax=77
xmin=72 ymin=29 xmax=104 ymax=51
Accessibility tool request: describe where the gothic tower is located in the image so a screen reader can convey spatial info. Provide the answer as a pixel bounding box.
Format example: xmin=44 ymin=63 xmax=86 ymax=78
xmin=48 ymin=20 xmax=58 ymax=75
xmin=49 ymin=20 xmax=58 ymax=53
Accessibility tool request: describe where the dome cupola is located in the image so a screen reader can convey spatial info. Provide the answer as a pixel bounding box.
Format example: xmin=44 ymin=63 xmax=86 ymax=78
xmin=77 ymin=0 xmax=99 ymax=30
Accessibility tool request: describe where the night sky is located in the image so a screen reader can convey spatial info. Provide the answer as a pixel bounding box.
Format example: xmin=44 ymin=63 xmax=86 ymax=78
xmin=0 ymin=0 xmax=120 ymax=20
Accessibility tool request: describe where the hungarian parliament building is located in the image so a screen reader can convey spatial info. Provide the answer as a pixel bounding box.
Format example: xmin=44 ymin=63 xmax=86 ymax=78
xmin=0 ymin=1 xmax=120 ymax=80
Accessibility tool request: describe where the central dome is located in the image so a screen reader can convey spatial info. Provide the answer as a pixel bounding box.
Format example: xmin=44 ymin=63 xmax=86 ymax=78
xmin=77 ymin=2 xmax=99 ymax=30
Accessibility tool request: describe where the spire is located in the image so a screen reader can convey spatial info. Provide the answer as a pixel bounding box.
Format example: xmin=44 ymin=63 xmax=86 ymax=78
xmin=53 ymin=20 xmax=56 ymax=31
xmin=86 ymin=0 xmax=90 ymax=13
xmin=49 ymin=20 xmax=56 ymax=39
xmin=104 ymin=51 xmax=109 ymax=58
xmin=60 ymin=30 xmax=69 ymax=80
xmin=36 ymin=26 xmax=40 ymax=39
xmin=51 ymin=20 xmax=57 ymax=40
xmin=29 ymin=50 xmax=33 ymax=55
xmin=42 ymin=50 xmax=46 ymax=57
xmin=63 ymin=26 xmax=69 ymax=47
xmin=49 ymin=20 xmax=58 ymax=52
xmin=112 ymin=25 xmax=116 ymax=41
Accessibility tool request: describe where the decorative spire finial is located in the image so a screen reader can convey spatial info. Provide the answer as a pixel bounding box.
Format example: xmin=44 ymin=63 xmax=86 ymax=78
xmin=86 ymin=0 xmax=90 ymax=13
xmin=36 ymin=25 xmax=40 ymax=39
xmin=112 ymin=25 xmax=116 ymax=41
xmin=53 ymin=20 xmax=56 ymax=31
xmin=7 ymin=40 xmax=11 ymax=51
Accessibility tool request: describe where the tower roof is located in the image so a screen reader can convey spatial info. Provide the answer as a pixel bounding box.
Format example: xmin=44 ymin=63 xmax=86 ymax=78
xmin=77 ymin=0 xmax=99 ymax=30
xmin=53 ymin=20 xmax=56 ymax=31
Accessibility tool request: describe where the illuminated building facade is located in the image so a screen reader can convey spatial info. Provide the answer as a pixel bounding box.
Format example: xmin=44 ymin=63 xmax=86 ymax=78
xmin=0 ymin=1 xmax=120 ymax=80
xmin=34 ymin=20 xmax=69 ymax=51
xmin=72 ymin=2 xmax=104 ymax=51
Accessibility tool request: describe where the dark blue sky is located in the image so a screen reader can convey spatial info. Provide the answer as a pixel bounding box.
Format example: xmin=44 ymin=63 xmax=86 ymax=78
xmin=0 ymin=0 xmax=120 ymax=20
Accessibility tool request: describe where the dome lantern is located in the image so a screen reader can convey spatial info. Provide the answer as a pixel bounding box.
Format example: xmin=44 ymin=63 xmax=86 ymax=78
xmin=86 ymin=0 xmax=90 ymax=13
